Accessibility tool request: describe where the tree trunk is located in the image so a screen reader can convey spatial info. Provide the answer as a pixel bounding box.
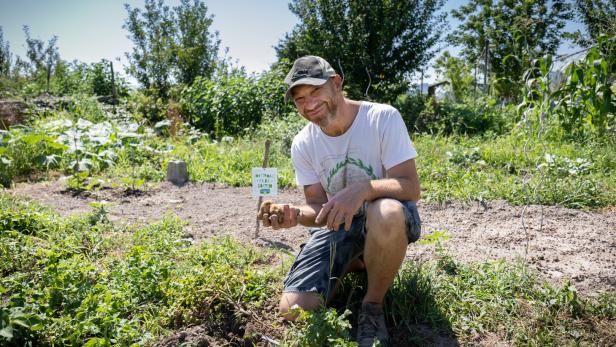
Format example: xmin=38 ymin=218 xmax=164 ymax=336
xmin=110 ymin=61 xmax=117 ymax=108
xmin=46 ymin=65 xmax=51 ymax=93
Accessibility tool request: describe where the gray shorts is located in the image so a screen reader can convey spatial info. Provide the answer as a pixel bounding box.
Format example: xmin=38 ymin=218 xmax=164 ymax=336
xmin=283 ymin=200 xmax=421 ymax=302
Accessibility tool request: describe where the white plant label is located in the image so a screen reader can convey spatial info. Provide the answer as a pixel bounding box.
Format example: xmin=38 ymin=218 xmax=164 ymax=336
xmin=252 ymin=168 xmax=278 ymax=197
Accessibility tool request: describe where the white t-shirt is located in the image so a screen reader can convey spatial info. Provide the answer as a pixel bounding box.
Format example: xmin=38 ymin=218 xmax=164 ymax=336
xmin=291 ymin=101 xmax=417 ymax=198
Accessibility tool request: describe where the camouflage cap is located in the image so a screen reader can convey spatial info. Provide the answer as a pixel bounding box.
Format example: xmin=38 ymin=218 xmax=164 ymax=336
xmin=284 ymin=55 xmax=336 ymax=102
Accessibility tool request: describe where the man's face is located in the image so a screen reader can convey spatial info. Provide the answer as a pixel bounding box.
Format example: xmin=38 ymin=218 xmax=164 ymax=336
xmin=291 ymin=79 xmax=339 ymax=128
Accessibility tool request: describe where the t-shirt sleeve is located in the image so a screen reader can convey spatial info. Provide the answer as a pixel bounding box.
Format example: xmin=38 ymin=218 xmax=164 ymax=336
xmin=380 ymin=108 xmax=418 ymax=170
xmin=291 ymin=137 xmax=320 ymax=186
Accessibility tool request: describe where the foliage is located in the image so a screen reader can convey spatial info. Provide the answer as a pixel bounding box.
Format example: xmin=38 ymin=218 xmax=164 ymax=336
xmin=23 ymin=25 xmax=60 ymax=93
xmin=0 ymin=195 xmax=281 ymax=346
xmin=0 ymin=26 xmax=11 ymax=77
xmin=255 ymin=60 xmax=298 ymax=119
xmin=283 ymin=308 xmax=357 ymax=346
xmin=518 ymin=40 xmax=615 ymax=142
xmin=569 ymin=0 xmax=616 ymax=49
xmin=389 ymin=256 xmax=613 ymax=345
xmin=173 ymin=0 xmax=220 ymax=86
xmin=553 ymin=40 xmax=615 ymax=140
xmin=283 ymin=238 xmax=616 ymax=345
xmin=1 ymin=196 xmax=615 ymax=345
xmin=414 ymin=134 xmax=616 ymax=208
xmin=255 ymin=112 xmax=307 ymax=155
xmin=179 ymin=60 xmax=296 ymax=137
xmin=398 ymin=95 xmax=512 ymax=136
xmin=180 ymin=72 xmax=263 ymax=137
xmin=123 ymin=0 xmax=220 ymax=102
xmin=155 ymin=135 xmax=295 ymax=188
xmin=123 ymin=0 xmax=175 ymax=99
xmin=448 ymin=0 xmax=573 ymax=101
xmin=433 ymin=51 xmax=475 ymax=101
xmin=276 ymin=0 xmax=446 ymax=103
xmin=87 ymin=59 xmax=129 ymax=98
xmin=0 ymin=111 xmax=154 ymax=188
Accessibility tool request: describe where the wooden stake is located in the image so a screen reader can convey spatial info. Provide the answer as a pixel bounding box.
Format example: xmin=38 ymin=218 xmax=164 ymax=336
xmin=254 ymin=139 xmax=271 ymax=239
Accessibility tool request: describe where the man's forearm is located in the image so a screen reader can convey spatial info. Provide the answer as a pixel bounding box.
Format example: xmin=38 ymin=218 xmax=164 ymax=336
xmin=362 ymin=178 xmax=421 ymax=202
xmin=295 ymin=203 xmax=326 ymax=227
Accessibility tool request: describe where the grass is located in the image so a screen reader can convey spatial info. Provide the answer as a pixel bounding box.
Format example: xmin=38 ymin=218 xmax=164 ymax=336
xmin=413 ymin=133 xmax=616 ymax=209
xmin=102 ymin=124 xmax=616 ymax=209
xmin=1 ymin=195 xmax=614 ymax=346
xmin=0 ymin=194 xmax=284 ymax=345
xmin=3 ymin=111 xmax=614 ymax=208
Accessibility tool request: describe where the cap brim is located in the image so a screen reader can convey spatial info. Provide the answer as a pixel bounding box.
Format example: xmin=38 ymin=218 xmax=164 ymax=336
xmin=284 ymin=77 xmax=330 ymax=103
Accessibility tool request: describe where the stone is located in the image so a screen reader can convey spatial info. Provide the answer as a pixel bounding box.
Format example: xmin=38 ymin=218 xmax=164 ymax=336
xmin=167 ymin=160 xmax=188 ymax=185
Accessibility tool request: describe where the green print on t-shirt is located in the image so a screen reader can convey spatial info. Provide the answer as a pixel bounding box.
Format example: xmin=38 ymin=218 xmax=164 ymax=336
xmin=326 ymin=156 xmax=377 ymax=191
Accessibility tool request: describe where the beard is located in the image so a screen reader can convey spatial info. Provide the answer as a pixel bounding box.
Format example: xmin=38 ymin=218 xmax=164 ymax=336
xmin=313 ymin=97 xmax=338 ymax=128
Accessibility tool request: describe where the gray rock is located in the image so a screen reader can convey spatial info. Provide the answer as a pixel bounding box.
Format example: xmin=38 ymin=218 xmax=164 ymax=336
xmin=166 ymin=160 xmax=188 ymax=186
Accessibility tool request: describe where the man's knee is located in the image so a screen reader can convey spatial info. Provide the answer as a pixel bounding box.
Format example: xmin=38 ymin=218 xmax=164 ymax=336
xmin=366 ymin=199 xmax=407 ymax=240
xmin=279 ymin=292 xmax=322 ymax=321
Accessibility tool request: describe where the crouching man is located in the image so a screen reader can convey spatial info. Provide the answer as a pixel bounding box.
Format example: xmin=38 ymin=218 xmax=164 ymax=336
xmin=258 ymin=56 xmax=421 ymax=347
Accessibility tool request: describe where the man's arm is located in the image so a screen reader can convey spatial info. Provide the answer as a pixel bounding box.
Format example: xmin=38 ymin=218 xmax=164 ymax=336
xmin=367 ymin=158 xmax=420 ymax=202
xmin=259 ymin=182 xmax=328 ymax=230
xmin=316 ymin=159 xmax=420 ymax=231
xmin=295 ymin=182 xmax=329 ymax=227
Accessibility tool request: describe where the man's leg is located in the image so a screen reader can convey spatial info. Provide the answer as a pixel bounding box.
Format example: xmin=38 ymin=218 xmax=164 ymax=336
xmin=356 ymin=198 xmax=410 ymax=346
xmin=363 ymin=198 xmax=409 ymax=304
xmin=279 ymin=292 xmax=321 ymax=321
xmin=278 ymin=219 xmax=365 ymax=321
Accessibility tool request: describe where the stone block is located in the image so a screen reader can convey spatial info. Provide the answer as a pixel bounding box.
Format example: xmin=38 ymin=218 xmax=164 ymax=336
xmin=167 ymin=160 xmax=188 ymax=185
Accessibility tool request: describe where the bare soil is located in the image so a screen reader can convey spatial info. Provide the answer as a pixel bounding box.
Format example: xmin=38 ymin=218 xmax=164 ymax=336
xmin=5 ymin=179 xmax=616 ymax=345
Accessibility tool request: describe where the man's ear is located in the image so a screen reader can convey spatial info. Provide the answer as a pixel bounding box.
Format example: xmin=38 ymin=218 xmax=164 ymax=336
xmin=332 ymin=74 xmax=343 ymax=92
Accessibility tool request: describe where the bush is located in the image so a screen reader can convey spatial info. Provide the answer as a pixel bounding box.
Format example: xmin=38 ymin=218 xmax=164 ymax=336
xmin=181 ymin=72 xmax=263 ymax=138
xmin=180 ymin=63 xmax=295 ymax=139
xmin=395 ymin=93 xmax=513 ymax=136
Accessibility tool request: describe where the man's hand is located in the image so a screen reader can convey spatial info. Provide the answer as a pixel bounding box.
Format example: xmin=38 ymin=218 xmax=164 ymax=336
xmin=258 ymin=200 xmax=301 ymax=230
xmin=315 ymin=182 xmax=367 ymax=231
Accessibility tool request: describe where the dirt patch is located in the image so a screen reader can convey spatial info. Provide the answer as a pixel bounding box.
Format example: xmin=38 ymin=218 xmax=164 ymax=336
xmin=6 ymin=179 xmax=616 ymax=295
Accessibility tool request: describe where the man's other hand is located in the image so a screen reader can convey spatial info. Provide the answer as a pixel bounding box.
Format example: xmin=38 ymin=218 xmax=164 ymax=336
xmin=315 ymin=182 xmax=366 ymax=231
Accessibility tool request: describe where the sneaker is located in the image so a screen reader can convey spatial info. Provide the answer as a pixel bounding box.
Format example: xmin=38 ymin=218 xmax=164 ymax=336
xmin=357 ymin=302 xmax=389 ymax=347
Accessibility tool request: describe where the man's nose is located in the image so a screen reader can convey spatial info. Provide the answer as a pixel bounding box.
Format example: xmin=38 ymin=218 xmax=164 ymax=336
xmin=304 ymin=96 xmax=318 ymax=111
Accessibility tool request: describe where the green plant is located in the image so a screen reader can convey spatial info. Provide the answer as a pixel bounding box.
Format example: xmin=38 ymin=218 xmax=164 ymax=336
xmin=180 ymin=71 xmax=264 ymax=138
xmin=283 ymin=308 xmax=358 ymax=346
xmin=0 ymin=195 xmax=282 ymax=345
xmin=552 ymin=36 xmax=615 ymax=141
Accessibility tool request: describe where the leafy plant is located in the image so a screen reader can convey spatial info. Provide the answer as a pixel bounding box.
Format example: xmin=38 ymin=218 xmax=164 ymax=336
xmin=552 ymin=36 xmax=615 ymax=141
xmin=283 ymin=308 xmax=358 ymax=346
xmin=180 ymin=71 xmax=264 ymax=138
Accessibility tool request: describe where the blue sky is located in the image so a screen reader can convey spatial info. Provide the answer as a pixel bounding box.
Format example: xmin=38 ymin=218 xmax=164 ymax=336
xmin=0 ymin=0 xmax=298 ymax=74
xmin=0 ymin=0 xmax=583 ymax=83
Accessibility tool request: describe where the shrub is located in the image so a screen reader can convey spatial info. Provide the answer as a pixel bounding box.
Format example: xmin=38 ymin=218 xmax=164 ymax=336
xmin=396 ymin=93 xmax=512 ymax=136
xmin=181 ymin=72 xmax=263 ymax=138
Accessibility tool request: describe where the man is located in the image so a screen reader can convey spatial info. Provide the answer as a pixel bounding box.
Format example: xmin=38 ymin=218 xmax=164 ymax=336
xmin=258 ymin=55 xmax=421 ymax=346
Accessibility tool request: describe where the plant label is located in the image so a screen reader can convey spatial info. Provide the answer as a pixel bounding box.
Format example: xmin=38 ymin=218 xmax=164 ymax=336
xmin=252 ymin=168 xmax=278 ymax=197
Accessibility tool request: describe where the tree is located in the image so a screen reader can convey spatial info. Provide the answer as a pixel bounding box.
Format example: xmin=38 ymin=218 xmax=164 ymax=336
xmin=123 ymin=0 xmax=220 ymax=100
xmin=433 ymin=51 xmax=474 ymax=101
xmin=448 ymin=0 xmax=573 ymax=101
xmin=124 ymin=0 xmax=175 ymax=100
xmin=276 ymin=0 xmax=446 ymax=103
xmin=23 ymin=25 xmax=60 ymax=93
xmin=571 ymin=0 xmax=616 ymax=47
xmin=174 ymin=0 xmax=220 ymax=85
xmin=0 ymin=27 xmax=11 ymax=76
